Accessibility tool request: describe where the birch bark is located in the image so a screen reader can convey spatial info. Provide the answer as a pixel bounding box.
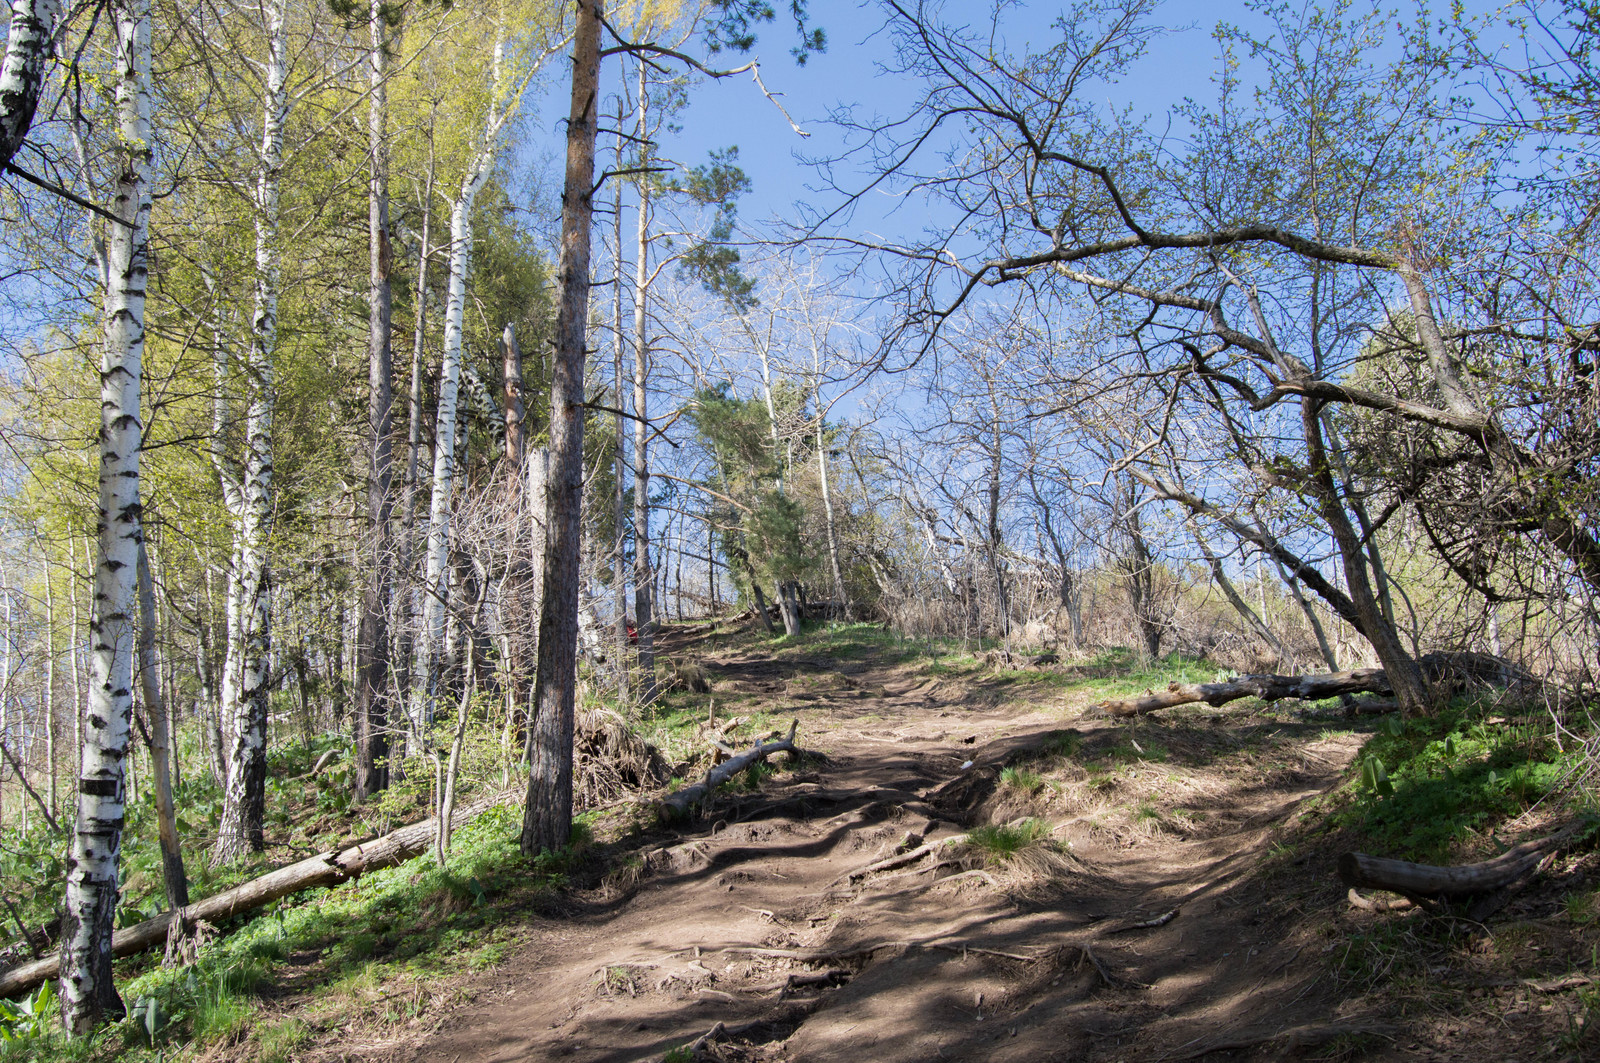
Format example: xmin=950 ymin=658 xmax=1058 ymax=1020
xmin=0 ymin=0 xmax=61 ymax=169
xmin=215 ymin=0 xmax=286 ymax=862
xmin=417 ymin=33 xmax=509 ymax=737
xmin=631 ymin=69 xmax=657 ymax=701
xmin=59 ymin=0 xmax=150 ymax=1030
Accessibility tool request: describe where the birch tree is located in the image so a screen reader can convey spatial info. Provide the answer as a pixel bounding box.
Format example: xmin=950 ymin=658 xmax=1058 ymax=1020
xmin=0 ymin=0 xmax=61 ymax=170
xmin=58 ymin=0 xmax=151 ymax=1030
xmin=213 ymin=0 xmax=287 ymax=863
xmin=416 ymin=4 xmax=559 ymax=742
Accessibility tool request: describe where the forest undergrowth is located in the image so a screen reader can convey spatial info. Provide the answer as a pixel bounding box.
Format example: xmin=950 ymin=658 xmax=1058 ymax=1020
xmin=5 ymin=620 xmax=1600 ymax=1060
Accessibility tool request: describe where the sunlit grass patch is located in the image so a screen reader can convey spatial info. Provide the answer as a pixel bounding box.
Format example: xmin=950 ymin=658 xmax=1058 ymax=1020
xmin=999 ymin=766 xmax=1046 ymax=795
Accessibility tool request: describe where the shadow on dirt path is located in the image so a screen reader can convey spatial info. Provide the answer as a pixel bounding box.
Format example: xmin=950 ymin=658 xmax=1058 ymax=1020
xmin=307 ymin=634 xmax=1397 ymax=1063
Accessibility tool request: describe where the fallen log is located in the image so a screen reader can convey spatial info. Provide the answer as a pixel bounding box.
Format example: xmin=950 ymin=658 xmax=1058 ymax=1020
xmin=1337 ymin=829 xmax=1572 ymax=901
xmin=1096 ymin=668 xmax=1392 ymax=716
xmin=0 ymin=787 xmax=514 ymax=999
xmin=1095 ymin=652 xmax=1537 ymax=717
xmin=659 ymin=720 xmax=802 ymax=821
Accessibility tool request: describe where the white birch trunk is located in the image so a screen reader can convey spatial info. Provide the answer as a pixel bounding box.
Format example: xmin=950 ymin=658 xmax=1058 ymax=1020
xmin=0 ymin=0 xmax=62 ymax=168
xmin=631 ymin=71 xmax=656 ymax=701
xmin=215 ymin=0 xmax=285 ymax=864
xmin=417 ymin=36 xmax=508 ymax=734
xmin=59 ymin=0 xmax=150 ymax=1030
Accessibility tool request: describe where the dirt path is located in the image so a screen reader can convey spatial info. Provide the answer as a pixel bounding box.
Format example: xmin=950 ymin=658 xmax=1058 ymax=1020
xmin=378 ymin=646 xmax=1372 ymax=1063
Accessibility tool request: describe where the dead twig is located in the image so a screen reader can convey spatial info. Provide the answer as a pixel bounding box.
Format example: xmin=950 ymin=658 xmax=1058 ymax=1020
xmin=1109 ymin=908 xmax=1178 ymax=933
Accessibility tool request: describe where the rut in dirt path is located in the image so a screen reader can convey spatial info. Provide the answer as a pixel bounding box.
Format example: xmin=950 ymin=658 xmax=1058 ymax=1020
xmin=383 ymin=655 xmax=1367 ymax=1063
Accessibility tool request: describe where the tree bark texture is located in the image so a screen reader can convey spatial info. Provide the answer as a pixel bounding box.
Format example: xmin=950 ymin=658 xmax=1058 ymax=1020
xmin=355 ymin=0 xmax=395 ymax=803
xmin=214 ymin=0 xmax=285 ymax=864
xmin=660 ymin=721 xmax=799 ymax=821
xmin=1097 ymin=667 xmax=1392 ymax=717
xmin=0 ymin=0 xmax=60 ymax=169
xmin=1338 ymin=831 xmax=1567 ymax=899
xmin=521 ymin=0 xmax=601 ymax=857
xmin=1095 ymin=652 xmax=1521 ymax=716
xmin=59 ymin=0 xmax=150 ymax=1031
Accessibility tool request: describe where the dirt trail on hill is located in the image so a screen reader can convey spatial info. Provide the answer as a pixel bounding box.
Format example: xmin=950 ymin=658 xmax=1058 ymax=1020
xmin=360 ymin=642 xmax=1375 ymax=1063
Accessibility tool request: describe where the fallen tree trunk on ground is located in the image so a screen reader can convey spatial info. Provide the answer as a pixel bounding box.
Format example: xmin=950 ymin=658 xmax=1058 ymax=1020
xmin=660 ymin=721 xmax=802 ymax=821
xmin=0 ymin=787 xmax=514 ymax=999
xmin=1096 ymin=668 xmax=1391 ymax=716
xmin=1094 ymin=652 xmax=1536 ymax=717
xmin=1337 ymin=830 xmax=1570 ymax=902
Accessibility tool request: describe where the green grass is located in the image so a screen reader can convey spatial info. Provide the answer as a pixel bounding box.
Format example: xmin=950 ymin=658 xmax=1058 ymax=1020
xmin=1330 ymin=700 xmax=1581 ymax=862
xmin=965 ymin=819 xmax=1056 ymax=863
xmin=999 ymin=767 xmax=1046 ymax=795
xmin=1043 ymin=729 xmax=1083 ymax=757
xmin=15 ymin=803 xmax=589 ymax=1061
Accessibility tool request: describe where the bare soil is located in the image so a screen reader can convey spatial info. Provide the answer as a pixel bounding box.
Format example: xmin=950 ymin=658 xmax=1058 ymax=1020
xmin=286 ymin=634 xmax=1600 ymax=1062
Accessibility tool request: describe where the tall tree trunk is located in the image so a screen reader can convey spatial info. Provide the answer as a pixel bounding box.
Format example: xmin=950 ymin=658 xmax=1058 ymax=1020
xmin=44 ymin=555 xmax=57 ymax=820
xmin=521 ymin=0 xmax=601 ymax=857
xmin=0 ymin=0 xmax=62 ymax=169
xmin=215 ymin=0 xmax=285 ymax=864
xmin=418 ymin=34 xmax=507 ymax=739
xmin=986 ymin=407 xmax=1010 ymax=637
xmin=395 ymin=141 xmax=434 ymax=765
xmin=136 ymin=541 xmax=187 ymax=909
xmin=610 ymin=113 xmax=630 ymax=700
xmin=59 ymin=0 xmax=150 ymax=1029
xmin=355 ymin=0 xmax=395 ymax=803
xmin=631 ymin=71 xmax=656 ymax=702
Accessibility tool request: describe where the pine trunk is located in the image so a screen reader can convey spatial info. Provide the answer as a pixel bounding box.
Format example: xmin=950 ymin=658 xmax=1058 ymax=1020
xmin=521 ymin=0 xmax=601 ymax=856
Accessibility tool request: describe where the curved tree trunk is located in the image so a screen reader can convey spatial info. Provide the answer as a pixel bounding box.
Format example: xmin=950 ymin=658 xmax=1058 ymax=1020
xmin=59 ymin=0 xmax=150 ymax=1031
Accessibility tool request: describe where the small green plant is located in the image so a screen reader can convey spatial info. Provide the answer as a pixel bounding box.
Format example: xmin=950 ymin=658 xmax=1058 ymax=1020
xmin=999 ymin=767 xmax=1045 ymax=795
xmin=0 ymin=981 xmax=57 ymax=1044
xmin=1359 ymin=756 xmax=1394 ymax=796
xmin=663 ymin=1045 xmax=696 ymax=1063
